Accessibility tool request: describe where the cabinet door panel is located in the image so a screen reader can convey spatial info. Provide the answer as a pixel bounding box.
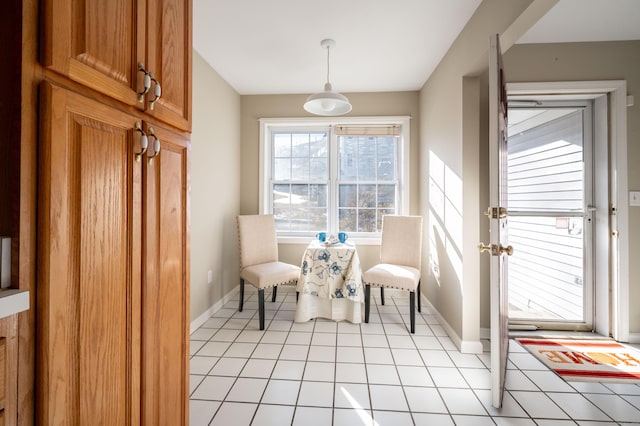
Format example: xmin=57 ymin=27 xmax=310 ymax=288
xmin=145 ymin=0 xmax=192 ymax=131
xmin=42 ymin=0 xmax=143 ymax=106
xmin=0 ymin=316 xmax=18 ymax=424
xmin=142 ymin=124 xmax=189 ymax=425
xmin=38 ymin=83 xmax=142 ymax=425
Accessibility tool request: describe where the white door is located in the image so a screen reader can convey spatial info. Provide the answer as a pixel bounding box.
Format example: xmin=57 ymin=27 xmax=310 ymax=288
xmin=486 ymin=34 xmax=511 ymax=409
xmin=506 ymin=100 xmax=594 ymax=328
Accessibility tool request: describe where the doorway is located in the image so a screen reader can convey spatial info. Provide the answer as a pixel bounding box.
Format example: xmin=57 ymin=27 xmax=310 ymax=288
xmin=507 ymin=100 xmax=594 ymax=329
xmin=505 ymin=80 xmax=629 ymax=340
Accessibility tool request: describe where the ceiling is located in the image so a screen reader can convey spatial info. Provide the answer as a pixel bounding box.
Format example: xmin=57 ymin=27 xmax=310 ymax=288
xmin=193 ymin=0 xmax=640 ymax=96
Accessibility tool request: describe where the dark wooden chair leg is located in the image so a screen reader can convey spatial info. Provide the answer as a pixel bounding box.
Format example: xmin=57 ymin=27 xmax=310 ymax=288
xmin=296 ymin=291 xmax=299 ymax=302
xmin=239 ymin=279 xmax=245 ymax=312
xmin=380 ymin=287 xmax=385 ymax=305
xmin=410 ymin=291 xmax=415 ymax=334
xmin=258 ymin=289 xmax=265 ymax=330
xmin=365 ymin=284 xmax=371 ymax=323
xmin=417 ymin=280 xmax=421 ymax=313
xmin=272 ymin=286 xmax=277 ymax=302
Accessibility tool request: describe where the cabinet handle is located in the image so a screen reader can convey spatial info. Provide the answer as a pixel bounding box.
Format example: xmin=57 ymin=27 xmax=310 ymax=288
xmin=134 ymin=122 xmax=148 ymax=162
xmin=148 ymin=76 xmax=162 ymax=110
xmin=147 ymin=127 xmax=161 ymax=164
xmin=137 ymin=63 xmax=151 ymax=103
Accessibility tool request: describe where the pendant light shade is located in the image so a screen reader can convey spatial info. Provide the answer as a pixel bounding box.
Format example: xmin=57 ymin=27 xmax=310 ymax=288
xmin=304 ymin=39 xmax=352 ymax=116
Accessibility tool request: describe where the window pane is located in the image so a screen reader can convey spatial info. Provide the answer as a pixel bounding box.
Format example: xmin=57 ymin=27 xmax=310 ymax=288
xmin=358 ymin=209 xmax=376 ymax=232
xmin=292 ymin=133 xmax=309 ymax=157
xmin=339 ymin=208 xmax=357 ymax=232
xmin=377 ymin=136 xmax=395 ymax=157
xmin=309 ymin=208 xmax=327 ymax=231
xmin=358 ymin=184 xmax=376 ymax=208
xmin=336 ymin=134 xmax=399 ymax=233
xmin=309 ymin=184 xmax=327 ymax=208
xmin=378 ymin=184 xmax=395 ymax=208
xmin=310 ymin=158 xmax=327 ymax=181
xmin=274 ymin=158 xmax=291 ymax=181
xmin=310 ymin=133 xmax=328 ymax=157
xmin=274 ymin=133 xmax=291 ymax=157
xmin=291 ymin=157 xmax=309 ymax=181
xmin=273 ymin=207 xmax=289 ymax=232
xmin=339 ymin=136 xmax=358 ymax=180
xmin=508 ymin=111 xmax=584 ymax=212
xmin=377 ymin=159 xmax=394 ymax=181
xmin=339 ymin=184 xmax=357 ymax=208
xmin=273 ymin=184 xmax=290 ymax=208
xmin=358 ymin=137 xmax=376 ymax=180
xmin=291 ymin=184 xmax=308 ymax=206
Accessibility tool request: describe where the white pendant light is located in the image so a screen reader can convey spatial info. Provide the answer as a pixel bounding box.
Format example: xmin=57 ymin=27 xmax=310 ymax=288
xmin=304 ymin=39 xmax=352 ymax=116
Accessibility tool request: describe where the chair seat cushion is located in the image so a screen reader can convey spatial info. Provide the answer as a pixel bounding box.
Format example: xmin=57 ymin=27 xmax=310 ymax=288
xmin=363 ymin=263 xmax=420 ymax=291
xmin=241 ymin=261 xmax=300 ymax=289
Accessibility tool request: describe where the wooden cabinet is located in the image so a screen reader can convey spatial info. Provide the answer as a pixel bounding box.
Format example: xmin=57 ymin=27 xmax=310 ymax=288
xmin=143 ymin=0 xmax=192 ymax=131
xmin=42 ymin=0 xmax=192 ymax=131
xmin=32 ymin=0 xmax=191 ymax=423
xmin=0 ymin=316 xmax=18 ymax=424
xmin=141 ymin=123 xmax=190 ymax=425
xmin=37 ymin=83 xmax=189 ymax=425
xmin=38 ymin=83 xmax=142 ymax=424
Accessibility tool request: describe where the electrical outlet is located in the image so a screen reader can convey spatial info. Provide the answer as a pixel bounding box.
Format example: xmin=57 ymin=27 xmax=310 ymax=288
xmin=207 ymin=270 xmax=213 ymax=284
xmin=630 ymin=191 xmax=640 ymax=207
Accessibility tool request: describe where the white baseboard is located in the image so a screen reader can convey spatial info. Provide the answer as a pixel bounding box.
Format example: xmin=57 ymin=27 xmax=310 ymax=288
xmin=422 ymin=294 xmax=483 ymax=354
xmin=480 ymin=327 xmax=490 ymax=340
xmin=628 ymin=332 xmax=640 ymax=344
xmin=190 ymin=285 xmax=240 ymax=334
xmin=461 ymin=340 xmax=484 ymax=354
xmin=191 ymin=288 xmax=487 ymax=353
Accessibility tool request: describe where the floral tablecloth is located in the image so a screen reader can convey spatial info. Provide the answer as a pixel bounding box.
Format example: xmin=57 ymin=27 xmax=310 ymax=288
xmin=295 ymin=240 xmax=363 ymax=323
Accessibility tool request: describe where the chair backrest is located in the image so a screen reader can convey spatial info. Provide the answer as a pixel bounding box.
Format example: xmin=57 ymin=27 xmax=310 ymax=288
xmin=237 ymin=214 xmax=279 ymax=269
xmin=379 ymin=215 xmax=423 ymax=270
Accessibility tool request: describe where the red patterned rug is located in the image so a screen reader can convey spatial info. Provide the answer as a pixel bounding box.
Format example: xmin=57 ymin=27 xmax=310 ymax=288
xmin=516 ymin=338 xmax=640 ymax=383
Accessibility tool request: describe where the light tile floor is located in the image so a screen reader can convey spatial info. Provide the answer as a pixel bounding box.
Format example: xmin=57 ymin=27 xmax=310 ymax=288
xmin=189 ymin=287 xmax=640 ymax=425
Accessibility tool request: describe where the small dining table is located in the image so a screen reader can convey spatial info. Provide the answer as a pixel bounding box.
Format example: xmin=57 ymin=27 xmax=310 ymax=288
xmin=294 ymin=239 xmax=364 ymax=323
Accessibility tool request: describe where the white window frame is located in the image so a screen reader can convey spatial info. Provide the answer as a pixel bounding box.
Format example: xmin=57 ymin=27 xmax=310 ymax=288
xmin=259 ymin=116 xmax=411 ymax=245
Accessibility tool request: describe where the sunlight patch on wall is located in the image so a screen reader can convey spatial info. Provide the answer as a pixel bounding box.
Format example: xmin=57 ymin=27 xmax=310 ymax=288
xmin=428 ymin=150 xmax=463 ymax=286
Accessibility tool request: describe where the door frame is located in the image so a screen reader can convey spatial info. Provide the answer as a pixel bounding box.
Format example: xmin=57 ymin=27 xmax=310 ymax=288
xmin=506 ymin=99 xmax=594 ymax=329
xmin=507 ymin=80 xmax=628 ymax=342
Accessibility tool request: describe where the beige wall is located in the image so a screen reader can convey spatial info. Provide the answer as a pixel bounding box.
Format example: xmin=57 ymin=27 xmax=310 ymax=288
xmin=503 ymin=41 xmax=640 ymax=334
xmin=240 ymin=92 xmax=421 ymax=270
xmin=423 ymin=12 xmax=640 ymax=340
xmin=419 ymin=0 xmax=546 ymax=349
xmin=190 ymin=51 xmax=242 ymax=322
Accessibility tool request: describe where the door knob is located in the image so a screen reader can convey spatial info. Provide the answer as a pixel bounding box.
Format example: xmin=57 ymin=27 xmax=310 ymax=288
xmin=478 ymin=243 xmax=495 ymax=255
xmin=478 ymin=243 xmax=513 ymax=256
xmin=484 ymin=207 xmax=508 ymax=219
xmin=499 ymin=245 xmax=514 ymax=256
xmin=478 ymin=243 xmax=491 ymax=253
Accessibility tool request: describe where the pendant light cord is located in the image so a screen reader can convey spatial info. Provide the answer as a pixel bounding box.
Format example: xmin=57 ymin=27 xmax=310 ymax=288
xmin=326 ymin=44 xmax=331 ymax=85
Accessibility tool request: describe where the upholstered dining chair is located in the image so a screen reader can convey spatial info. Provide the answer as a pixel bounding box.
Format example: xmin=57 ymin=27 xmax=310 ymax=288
xmin=363 ymin=215 xmax=423 ymax=333
xmin=237 ymin=214 xmax=300 ymax=330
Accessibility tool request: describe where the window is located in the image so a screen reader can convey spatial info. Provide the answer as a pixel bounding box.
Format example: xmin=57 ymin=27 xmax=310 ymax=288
xmin=260 ymin=117 xmax=410 ymax=242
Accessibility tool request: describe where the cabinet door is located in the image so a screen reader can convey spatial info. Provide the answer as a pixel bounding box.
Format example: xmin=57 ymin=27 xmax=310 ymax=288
xmin=38 ymin=83 xmax=142 ymax=425
xmin=42 ymin=0 xmax=145 ymax=107
xmin=141 ymin=122 xmax=190 ymax=425
xmin=145 ymin=0 xmax=192 ymax=131
xmin=0 ymin=315 xmax=18 ymax=424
